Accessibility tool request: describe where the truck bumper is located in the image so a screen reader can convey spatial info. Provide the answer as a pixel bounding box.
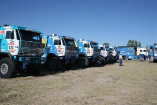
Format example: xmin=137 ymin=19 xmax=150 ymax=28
xmin=19 ymin=57 xmax=45 ymax=64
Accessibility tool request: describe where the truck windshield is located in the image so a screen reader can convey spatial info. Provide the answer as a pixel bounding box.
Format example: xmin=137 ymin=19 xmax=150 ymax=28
xmin=91 ymin=43 xmax=98 ymax=49
xmin=109 ymin=48 xmax=113 ymax=52
xmin=64 ymin=39 xmax=75 ymax=46
xmin=54 ymin=40 xmax=61 ymax=45
xmin=100 ymin=47 xmax=104 ymax=50
xmin=19 ymin=30 xmax=41 ymax=42
xmin=84 ymin=43 xmax=90 ymax=48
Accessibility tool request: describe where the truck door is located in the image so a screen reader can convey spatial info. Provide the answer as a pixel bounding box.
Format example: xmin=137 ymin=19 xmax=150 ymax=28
xmin=54 ymin=38 xmax=65 ymax=56
xmin=5 ymin=29 xmax=19 ymax=55
xmin=84 ymin=42 xmax=93 ymax=56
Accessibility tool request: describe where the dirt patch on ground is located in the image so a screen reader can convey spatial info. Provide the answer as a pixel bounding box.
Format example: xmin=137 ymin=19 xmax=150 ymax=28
xmin=0 ymin=60 xmax=157 ymax=105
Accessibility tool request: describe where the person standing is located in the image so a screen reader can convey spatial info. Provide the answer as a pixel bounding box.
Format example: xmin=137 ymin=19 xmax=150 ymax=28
xmin=119 ymin=54 xmax=123 ymax=66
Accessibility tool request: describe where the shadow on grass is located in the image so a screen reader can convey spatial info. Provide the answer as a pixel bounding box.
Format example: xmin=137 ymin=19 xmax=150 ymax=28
xmin=16 ymin=61 xmax=118 ymax=78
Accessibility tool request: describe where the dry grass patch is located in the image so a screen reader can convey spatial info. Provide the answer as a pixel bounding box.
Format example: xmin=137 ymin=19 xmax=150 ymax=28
xmin=0 ymin=60 xmax=157 ymax=105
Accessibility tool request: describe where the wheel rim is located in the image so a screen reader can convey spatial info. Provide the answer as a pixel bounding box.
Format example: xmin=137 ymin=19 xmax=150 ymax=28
xmin=1 ymin=63 xmax=8 ymax=74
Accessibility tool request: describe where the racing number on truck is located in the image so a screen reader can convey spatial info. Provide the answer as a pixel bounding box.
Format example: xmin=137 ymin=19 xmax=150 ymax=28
xmin=57 ymin=48 xmax=62 ymax=54
xmin=8 ymin=43 xmax=15 ymax=53
xmin=87 ymin=49 xmax=92 ymax=56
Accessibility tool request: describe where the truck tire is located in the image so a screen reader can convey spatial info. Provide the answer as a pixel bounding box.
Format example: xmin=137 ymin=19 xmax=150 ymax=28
xmin=94 ymin=57 xmax=102 ymax=66
xmin=101 ymin=57 xmax=106 ymax=65
xmin=0 ymin=58 xmax=16 ymax=78
xmin=78 ymin=57 xmax=89 ymax=68
xmin=110 ymin=56 xmax=114 ymax=63
xmin=47 ymin=57 xmax=61 ymax=72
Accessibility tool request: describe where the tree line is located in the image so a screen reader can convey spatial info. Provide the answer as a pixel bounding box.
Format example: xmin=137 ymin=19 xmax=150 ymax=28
xmin=103 ymin=40 xmax=141 ymax=47
xmin=127 ymin=40 xmax=141 ymax=47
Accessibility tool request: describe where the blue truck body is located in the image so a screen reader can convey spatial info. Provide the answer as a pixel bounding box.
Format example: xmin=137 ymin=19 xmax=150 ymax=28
xmin=77 ymin=39 xmax=104 ymax=67
xmin=0 ymin=24 xmax=45 ymax=78
xmin=117 ymin=46 xmax=135 ymax=60
xmin=42 ymin=34 xmax=78 ymax=71
xmin=109 ymin=46 xmax=119 ymax=62
xmin=99 ymin=45 xmax=110 ymax=63
xmin=149 ymin=43 xmax=157 ymax=62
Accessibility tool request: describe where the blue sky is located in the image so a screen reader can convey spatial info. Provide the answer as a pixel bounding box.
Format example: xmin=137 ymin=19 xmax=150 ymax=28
xmin=0 ymin=0 xmax=156 ymax=47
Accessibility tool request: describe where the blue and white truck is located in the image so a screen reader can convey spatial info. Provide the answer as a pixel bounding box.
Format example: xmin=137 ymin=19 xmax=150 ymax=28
xmin=0 ymin=24 xmax=45 ymax=78
xmin=99 ymin=45 xmax=110 ymax=63
xmin=117 ymin=46 xmax=135 ymax=60
xmin=109 ymin=46 xmax=118 ymax=62
xmin=148 ymin=43 xmax=157 ymax=62
xmin=77 ymin=39 xmax=104 ymax=67
xmin=42 ymin=34 xmax=78 ymax=71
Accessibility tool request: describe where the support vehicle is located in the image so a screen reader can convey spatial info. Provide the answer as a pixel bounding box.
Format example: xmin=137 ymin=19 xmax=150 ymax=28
xmin=136 ymin=47 xmax=148 ymax=61
xmin=117 ymin=46 xmax=136 ymax=60
xmin=0 ymin=24 xmax=45 ymax=78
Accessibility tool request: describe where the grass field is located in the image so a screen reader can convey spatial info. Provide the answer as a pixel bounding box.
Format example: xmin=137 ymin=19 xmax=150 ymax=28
xmin=0 ymin=60 xmax=157 ymax=105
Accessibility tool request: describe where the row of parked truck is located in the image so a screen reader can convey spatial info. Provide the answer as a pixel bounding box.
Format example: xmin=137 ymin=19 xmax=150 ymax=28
xmin=0 ymin=24 xmax=156 ymax=78
xmin=0 ymin=24 xmax=119 ymax=78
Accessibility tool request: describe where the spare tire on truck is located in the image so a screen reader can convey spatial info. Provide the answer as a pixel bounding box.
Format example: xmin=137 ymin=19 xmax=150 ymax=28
xmin=0 ymin=58 xmax=17 ymax=78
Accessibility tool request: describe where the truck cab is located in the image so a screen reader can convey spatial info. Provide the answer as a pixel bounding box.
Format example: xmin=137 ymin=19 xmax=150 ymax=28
xmin=99 ymin=45 xmax=109 ymax=62
xmin=109 ymin=46 xmax=118 ymax=62
xmin=42 ymin=34 xmax=78 ymax=71
xmin=139 ymin=48 xmax=148 ymax=56
xmin=0 ymin=24 xmax=45 ymax=78
xmin=77 ymin=39 xmax=104 ymax=67
xmin=137 ymin=48 xmax=148 ymax=61
xmin=149 ymin=43 xmax=157 ymax=62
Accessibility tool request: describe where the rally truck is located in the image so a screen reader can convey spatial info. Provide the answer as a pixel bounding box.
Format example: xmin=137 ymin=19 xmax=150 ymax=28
xmin=76 ymin=39 xmax=105 ymax=68
xmin=42 ymin=34 xmax=78 ymax=71
xmin=109 ymin=46 xmax=118 ymax=62
xmin=99 ymin=45 xmax=110 ymax=63
xmin=0 ymin=24 xmax=45 ymax=78
xmin=149 ymin=43 xmax=157 ymax=62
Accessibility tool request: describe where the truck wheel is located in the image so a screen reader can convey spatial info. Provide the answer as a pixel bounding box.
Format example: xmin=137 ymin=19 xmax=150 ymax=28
xmin=100 ymin=57 xmax=105 ymax=65
xmin=94 ymin=57 xmax=103 ymax=66
xmin=78 ymin=57 xmax=89 ymax=68
xmin=47 ymin=57 xmax=61 ymax=72
xmin=0 ymin=58 xmax=16 ymax=78
xmin=110 ymin=56 xmax=114 ymax=63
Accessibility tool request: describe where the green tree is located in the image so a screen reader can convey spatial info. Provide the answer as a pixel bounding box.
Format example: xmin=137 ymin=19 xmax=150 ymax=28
xmin=138 ymin=42 xmax=141 ymax=47
xmin=127 ymin=40 xmax=141 ymax=47
xmin=103 ymin=43 xmax=110 ymax=46
xmin=132 ymin=40 xmax=135 ymax=46
xmin=127 ymin=40 xmax=132 ymax=46
xmin=135 ymin=40 xmax=138 ymax=46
